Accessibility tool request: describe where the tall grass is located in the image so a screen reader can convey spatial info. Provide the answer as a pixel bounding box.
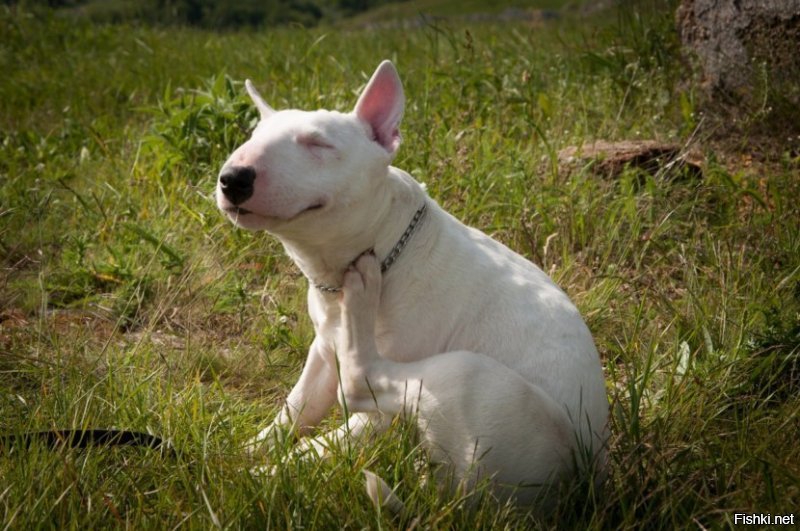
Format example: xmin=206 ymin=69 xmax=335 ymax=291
xmin=1 ymin=3 xmax=798 ymax=528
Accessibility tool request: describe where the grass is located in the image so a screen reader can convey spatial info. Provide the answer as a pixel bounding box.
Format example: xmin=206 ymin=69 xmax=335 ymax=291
xmin=1 ymin=1 xmax=799 ymax=528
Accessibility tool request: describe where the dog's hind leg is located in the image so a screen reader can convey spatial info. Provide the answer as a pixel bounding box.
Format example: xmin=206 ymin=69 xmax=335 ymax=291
xmin=335 ymin=253 xmax=428 ymax=415
xmin=337 ymin=253 xmax=577 ymax=509
xmin=336 ymin=252 xmax=392 ymax=408
xmin=293 ymin=411 xmax=391 ymax=459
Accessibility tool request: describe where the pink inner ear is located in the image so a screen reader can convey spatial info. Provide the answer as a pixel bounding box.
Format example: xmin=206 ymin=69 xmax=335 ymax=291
xmin=355 ymin=62 xmax=405 ymax=154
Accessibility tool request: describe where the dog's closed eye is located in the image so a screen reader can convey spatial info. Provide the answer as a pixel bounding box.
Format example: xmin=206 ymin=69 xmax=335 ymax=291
xmin=296 ymin=132 xmax=336 ymax=151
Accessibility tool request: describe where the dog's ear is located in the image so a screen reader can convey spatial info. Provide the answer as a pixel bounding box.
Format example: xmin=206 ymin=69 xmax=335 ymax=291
xmin=245 ymin=79 xmax=274 ymax=121
xmin=354 ymin=60 xmax=405 ymax=155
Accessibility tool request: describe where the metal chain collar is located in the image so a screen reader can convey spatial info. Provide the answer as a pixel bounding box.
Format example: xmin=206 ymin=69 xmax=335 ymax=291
xmin=312 ymin=202 xmax=428 ymax=293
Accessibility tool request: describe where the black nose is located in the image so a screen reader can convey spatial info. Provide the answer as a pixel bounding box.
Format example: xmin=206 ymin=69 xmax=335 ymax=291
xmin=219 ymin=166 xmax=256 ymax=205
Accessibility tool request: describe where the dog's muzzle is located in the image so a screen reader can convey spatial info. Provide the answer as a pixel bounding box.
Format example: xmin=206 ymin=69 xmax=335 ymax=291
xmin=219 ymin=166 xmax=256 ymax=205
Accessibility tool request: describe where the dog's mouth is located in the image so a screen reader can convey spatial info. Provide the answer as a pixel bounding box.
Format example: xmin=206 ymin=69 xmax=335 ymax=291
xmin=285 ymin=201 xmax=326 ymax=221
xmin=224 ymin=206 xmax=252 ymax=216
xmin=223 ymin=201 xmax=325 ymax=221
xmin=300 ymin=202 xmax=325 ymax=214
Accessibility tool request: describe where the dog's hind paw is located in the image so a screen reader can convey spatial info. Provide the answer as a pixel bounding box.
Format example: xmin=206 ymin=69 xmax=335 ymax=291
xmin=343 ymin=251 xmax=381 ymax=302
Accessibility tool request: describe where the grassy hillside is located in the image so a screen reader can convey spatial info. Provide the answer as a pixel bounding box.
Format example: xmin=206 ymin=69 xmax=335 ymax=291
xmin=340 ymin=0 xmax=570 ymax=26
xmin=1 ymin=2 xmax=798 ymax=528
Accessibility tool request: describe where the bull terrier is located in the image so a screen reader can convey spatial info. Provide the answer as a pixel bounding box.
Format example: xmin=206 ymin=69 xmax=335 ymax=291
xmin=216 ymin=60 xmax=608 ymax=510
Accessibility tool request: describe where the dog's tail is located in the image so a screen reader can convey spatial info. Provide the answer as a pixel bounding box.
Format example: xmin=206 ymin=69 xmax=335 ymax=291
xmin=363 ymin=470 xmax=407 ymax=517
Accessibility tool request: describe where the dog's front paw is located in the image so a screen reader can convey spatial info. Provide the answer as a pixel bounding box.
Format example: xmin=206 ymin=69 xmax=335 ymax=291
xmin=244 ymin=423 xmax=290 ymax=456
xmin=342 ymin=251 xmax=381 ymax=305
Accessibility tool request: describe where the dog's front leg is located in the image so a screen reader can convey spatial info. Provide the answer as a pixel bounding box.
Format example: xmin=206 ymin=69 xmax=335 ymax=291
xmin=249 ymin=335 xmax=338 ymax=451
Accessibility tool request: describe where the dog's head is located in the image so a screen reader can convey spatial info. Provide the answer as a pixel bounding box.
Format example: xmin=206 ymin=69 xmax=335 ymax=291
xmin=216 ymin=61 xmax=405 ymax=235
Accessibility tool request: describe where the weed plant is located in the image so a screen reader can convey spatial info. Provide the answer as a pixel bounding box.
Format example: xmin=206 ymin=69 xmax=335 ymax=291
xmin=1 ymin=2 xmax=798 ymax=528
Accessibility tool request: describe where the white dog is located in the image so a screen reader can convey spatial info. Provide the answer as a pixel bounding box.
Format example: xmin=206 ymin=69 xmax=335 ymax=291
xmin=216 ymin=61 xmax=608 ymax=510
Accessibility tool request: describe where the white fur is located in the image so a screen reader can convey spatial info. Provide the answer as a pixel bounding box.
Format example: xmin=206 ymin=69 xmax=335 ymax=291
xmin=217 ymin=61 xmax=608 ymax=509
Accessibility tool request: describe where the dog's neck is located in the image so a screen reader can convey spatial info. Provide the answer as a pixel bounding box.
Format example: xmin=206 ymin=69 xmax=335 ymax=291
xmin=278 ymin=168 xmax=426 ymax=293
